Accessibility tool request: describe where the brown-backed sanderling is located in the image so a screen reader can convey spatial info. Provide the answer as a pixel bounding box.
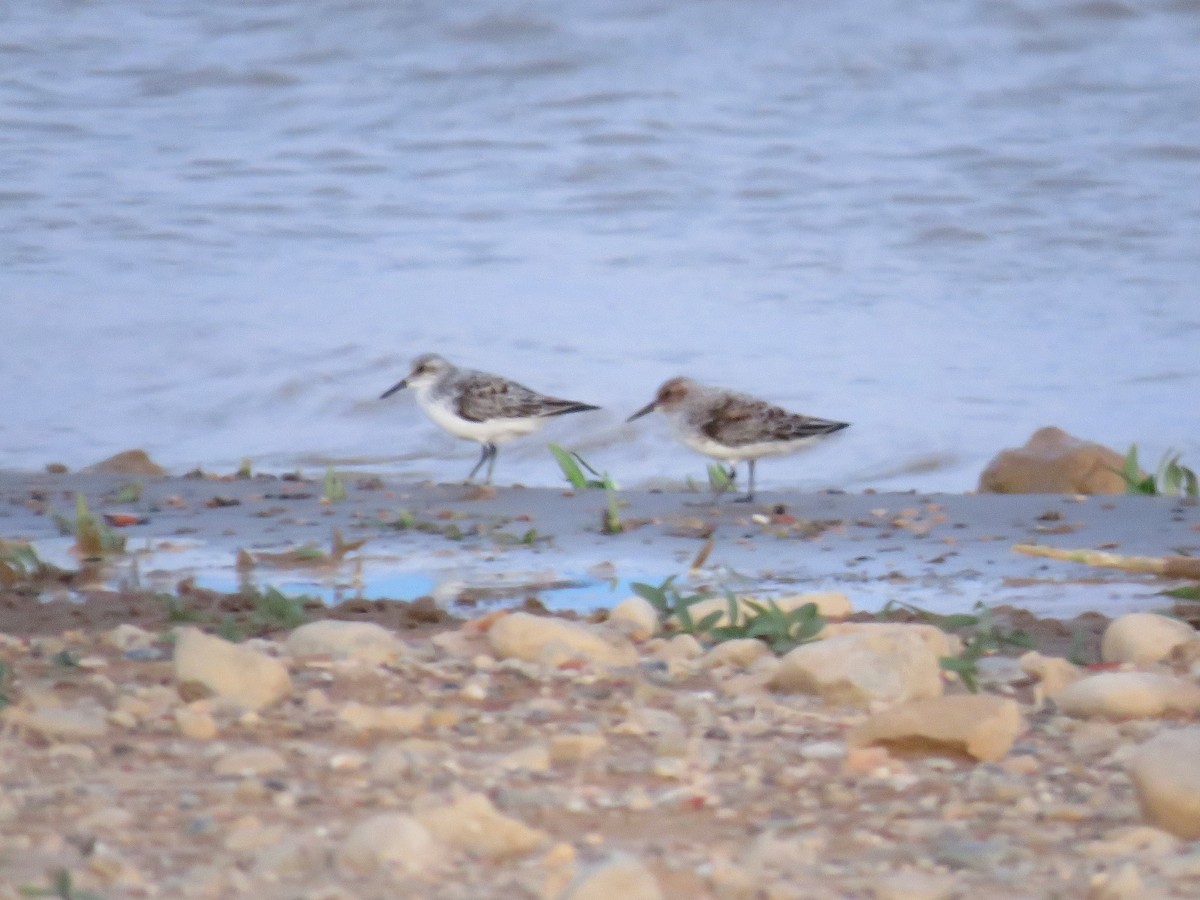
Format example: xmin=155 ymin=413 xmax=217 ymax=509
xmin=627 ymin=376 xmax=849 ymax=502
xmin=380 ymin=354 xmax=600 ymax=484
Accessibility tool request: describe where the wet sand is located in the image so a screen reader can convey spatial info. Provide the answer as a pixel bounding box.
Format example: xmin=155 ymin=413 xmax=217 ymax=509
xmin=2 ymin=468 xmax=1198 ymax=632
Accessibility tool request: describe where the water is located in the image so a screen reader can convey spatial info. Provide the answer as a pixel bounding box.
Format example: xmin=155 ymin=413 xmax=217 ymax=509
xmin=3 ymin=0 xmax=1199 ymax=493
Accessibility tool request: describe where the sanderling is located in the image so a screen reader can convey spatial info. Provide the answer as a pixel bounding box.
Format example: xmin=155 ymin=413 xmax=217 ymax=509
xmin=627 ymin=376 xmax=849 ymax=502
xmin=379 ymin=354 xmax=600 ymax=484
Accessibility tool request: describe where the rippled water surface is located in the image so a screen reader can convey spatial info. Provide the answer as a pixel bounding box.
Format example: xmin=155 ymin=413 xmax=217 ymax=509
xmin=3 ymin=0 xmax=1199 ymax=490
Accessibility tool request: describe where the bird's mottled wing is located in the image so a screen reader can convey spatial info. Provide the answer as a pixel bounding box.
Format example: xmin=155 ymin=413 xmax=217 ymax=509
xmin=700 ymin=395 xmax=848 ymax=447
xmin=453 ymin=372 xmax=581 ymax=422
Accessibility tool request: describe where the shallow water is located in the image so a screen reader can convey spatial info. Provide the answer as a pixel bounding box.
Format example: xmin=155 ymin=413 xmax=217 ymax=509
xmin=3 ymin=0 xmax=1199 ymax=492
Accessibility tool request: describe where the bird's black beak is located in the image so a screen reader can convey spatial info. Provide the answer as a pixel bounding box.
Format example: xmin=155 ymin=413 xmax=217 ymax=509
xmin=626 ymin=399 xmax=657 ymax=423
xmin=379 ymin=378 xmax=408 ymax=399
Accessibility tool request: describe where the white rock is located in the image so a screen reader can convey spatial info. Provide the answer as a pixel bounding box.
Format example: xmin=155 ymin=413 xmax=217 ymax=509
xmin=284 ymin=620 xmax=406 ymax=665
xmin=608 ymin=596 xmax=660 ymax=640
xmin=652 ymin=633 xmax=704 ymax=661
xmin=1020 ymin=651 xmax=1083 ymax=700
xmin=7 ymin=706 xmax=108 ymax=740
xmin=818 ymin=621 xmax=961 ymax=657
xmin=1056 ymin=672 xmax=1200 ymax=719
xmin=498 ymin=743 xmax=551 ymax=772
xmin=337 ymin=813 xmax=441 ymax=876
xmin=175 ymin=706 xmax=219 ymax=740
xmin=699 ymin=638 xmax=771 ymax=670
xmin=173 ymin=628 xmax=292 ymax=711
xmin=1102 ymin=613 xmax=1197 ymax=665
xmin=769 ymin=627 xmax=943 ymax=706
xmin=487 ymin=612 xmax=637 ymax=668
xmin=337 ymin=702 xmax=427 ymax=734
xmin=550 ymin=733 xmax=608 ymax=763
xmin=1128 ymin=727 xmax=1200 ymax=838
xmin=102 ymin=624 xmax=157 ymax=652
xmin=213 ymin=747 xmax=288 ymax=777
xmin=416 ymin=792 xmax=547 ymax=859
xmin=871 ymin=871 xmax=958 ymax=900
xmin=847 ymin=695 xmax=1025 ymax=762
xmin=560 ymin=854 xmax=663 ymax=900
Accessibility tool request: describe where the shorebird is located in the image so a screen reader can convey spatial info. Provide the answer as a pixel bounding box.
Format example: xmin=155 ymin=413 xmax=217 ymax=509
xmin=627 ymin=376 xmax=849 ymax=502
xmin=379 ymin=354 xmax=600 ymax=484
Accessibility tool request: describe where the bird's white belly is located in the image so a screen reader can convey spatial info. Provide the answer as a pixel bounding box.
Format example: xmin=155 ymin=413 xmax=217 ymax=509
xmin=679 ymin=431 xmax=826 ymax=462
xmin=422 ymin=397 xmax=542 ymax=445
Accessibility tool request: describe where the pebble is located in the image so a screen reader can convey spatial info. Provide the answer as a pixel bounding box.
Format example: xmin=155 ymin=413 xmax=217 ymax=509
xmin=337 ymin=813 xmax=442 ymax=876
xmin=213 ymin=746 xmax=289 ymax=777
xmin=607 ymin=595 xmax=660 ymax=640
xmin=487 ymin=612 xmax=638 ymax=668
xmin=848 ymin=695 xmax=1024 ymax=762
xmin=1128 ymin=727 xmax=1200 ymax=838
xmin=174 ymin=627 xmax=292 ymax=710
xmin=770 ymin=627 xmax=943 ymax=706
xmin=285 ymin=619 xmax=407 ymax=665
xmin=559 ymin=854 xmax=664 ymax=900
xmin=1101 ymin=613 xmax=1197 ymax=665
xmin=1056 ymin=672 xmax=1200 ymax=719
xmin=416 ymin=792 xmax=548 ymax=860
xmin=336 ymin=701 xmax=428 ymax=734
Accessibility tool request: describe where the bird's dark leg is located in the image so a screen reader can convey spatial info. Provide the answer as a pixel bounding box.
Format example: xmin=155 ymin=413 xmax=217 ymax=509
xmin=467 ymin=443 xmax=495 ymax=482
xmin=733 ymin=459 xmax=757 ymax=503
xmin=484 ymin=443 xmax=499 ymax=485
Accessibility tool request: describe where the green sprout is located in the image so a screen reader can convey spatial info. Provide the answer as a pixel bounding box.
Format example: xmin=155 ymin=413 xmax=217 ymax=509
xmin=1118 ymin=445 xmax=1198 ymax=498
xmin=323 ymin=466 xmax=347 ymax=503
xmin=51 ymin=493 xmax=125 ymax=557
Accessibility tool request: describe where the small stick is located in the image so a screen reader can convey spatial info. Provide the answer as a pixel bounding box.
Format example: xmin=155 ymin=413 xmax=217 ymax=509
xmin=1013 ymin=544 xmax=1200 ymax=580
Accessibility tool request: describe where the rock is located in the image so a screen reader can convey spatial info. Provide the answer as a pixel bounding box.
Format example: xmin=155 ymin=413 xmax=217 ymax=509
xmin=651 ymin=633 xmax=704 ymax=661
xmin=102 ymin=624 xmax=157 ymax=652
xmin=213 ymin=747 xmax=288 ymax=777
xmin=337 ymin=813 xmax=441 ymax=876
xmin=560 ymin=854 xmax=663 ymax=900
xmin=847 ymin=695 xmax=1025 ymax=762
xmin=871 ymin=871 xmax=958 ymax=900
xmin=83 ymin=448 xmax=166 ymax=476
xmin=977 ymin=426 xmax=1128 ymax=494
xmin=1128 ymin=728 xmax=1200 ymax=838
xmin=699 ymin=638 xmax=771 ymax=670
xmin=487 ymin=612 xmax=637 ymax=668
xmin=8 ymin=706 xmax=108 ymax=740
xmin=769 ymin=627 xmax=943 ymax=706
xmin=818 ymin=621 xmax=961 ymax=657
xmin=175 ymin=706 xmax=219 ymax=740
xmin=337 ymin=702 xmax=427 ymax=734
xmin=173 ymin=627 xmax=292 ymax=711
xmin=607 ymin=596 xmax=660 ymax=640
xmin=1101 ymin=613 xmax=1197 ymax=665
xmin=284 ymin=620 xmax=406 ymax=665
xmin=1056 ymin=672 xmax=1200 ymax=719
xmin=1019 ymin=651 xmax=1083 ymax=699
xmin=549 ymin=733 xmax=607 ymax=763
xmin=498 ymin=743 xmax=551 ymax=772
xmin=416 ymin=792 xmax=547 ymax=859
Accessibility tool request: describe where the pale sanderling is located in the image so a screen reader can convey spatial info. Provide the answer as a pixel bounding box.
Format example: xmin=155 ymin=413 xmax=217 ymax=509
xmin=627 ymin=376 xmax=849 ymax=502
xmin=380 ymin=353 xmax=600 ymax=484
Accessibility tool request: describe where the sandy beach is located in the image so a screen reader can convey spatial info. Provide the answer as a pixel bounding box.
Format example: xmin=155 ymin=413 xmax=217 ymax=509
xmin=3 ymin=467 xmax=1200 ymax=898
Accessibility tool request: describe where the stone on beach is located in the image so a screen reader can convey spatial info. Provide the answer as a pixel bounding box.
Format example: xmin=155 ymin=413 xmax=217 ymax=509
xmin=213 ymin=746 xmax=289 ymax=777
xmin=847 ymin=695 xmax=1025 ymax=762
xmin=173 ymin=627 xmax=292 ymax=711
xmin=559 ymin=854 xmax=664 ymax=900
xmin=1101 ymin=613 xmax=1197 ymax=666
xmin=817 ymin=621 xmax=961 ymax=658
xmin=337 ymin=813 xmax=442 ymax=877
xmin=1128 ymin=728 xmax=1200 ymax=838
xmin=82 ymin=448 xmax=167 ymax=476
xmin=337 ymin=701 xmax=428 ymax=734
xmin=285 ymin=619 xmax=407 ymax=665
xmin=1019 ymin=651 xmax=1083 ymax=699
xmin=976 ymin=426 xmax=1128 ymax=494
xmin=1055 ymin=672 xmax=1200 ymax=719
xmin=769 ymin=626 xmax=943 ymax=706
xmin=416 ymin=792 xmax=547 ymax=860
xmin=607 ymin=595 xmax=660 ymax=640
xmin=6 ymin=705 xmax=108 ymax=740
xmin=486 ymin=612 xmax=638 ymax=668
